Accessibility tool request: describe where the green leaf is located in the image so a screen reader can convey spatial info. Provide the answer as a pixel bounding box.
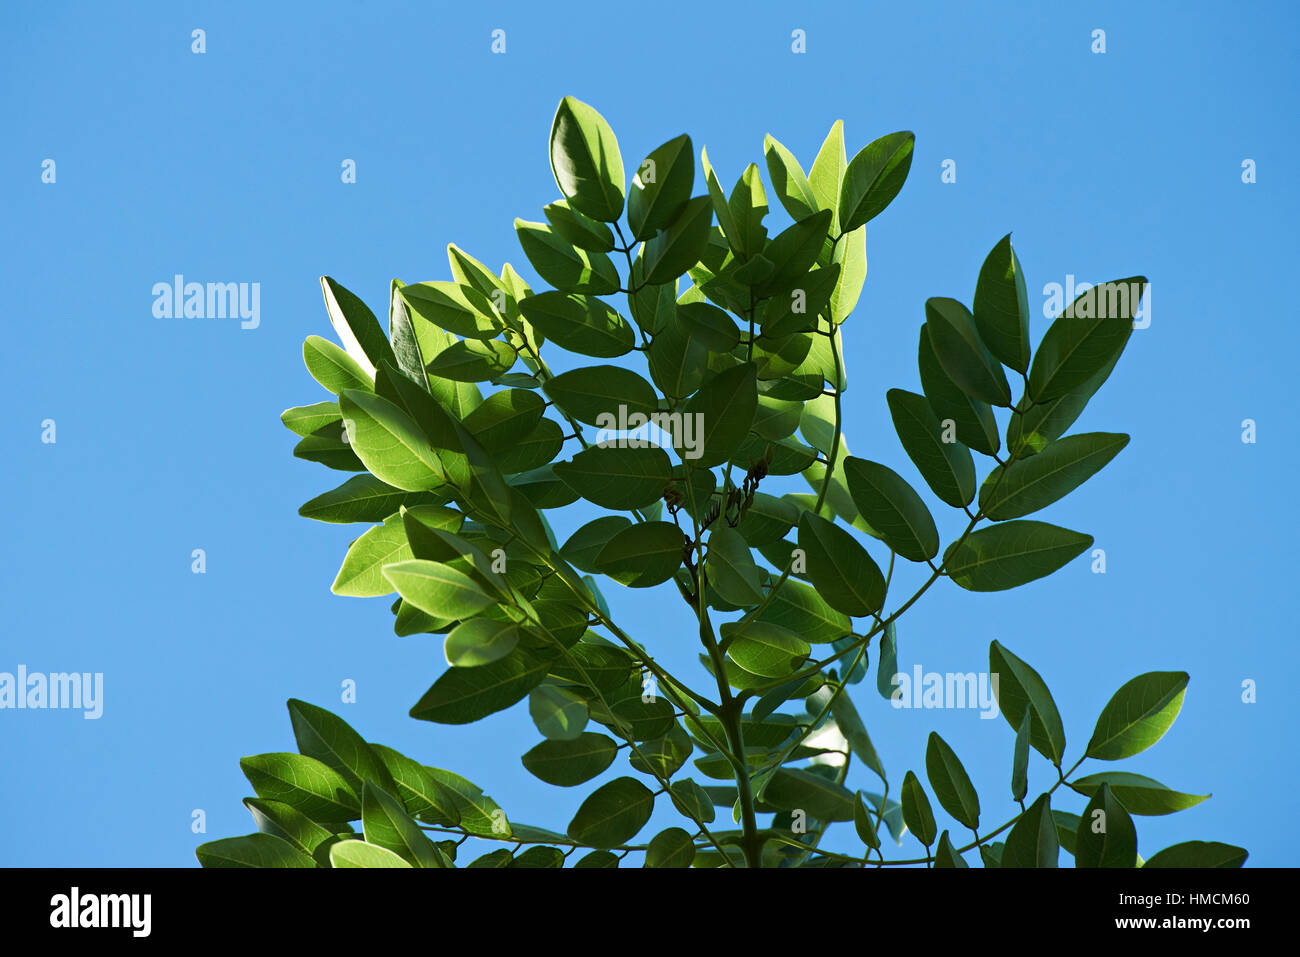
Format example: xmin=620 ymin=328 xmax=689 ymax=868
xmin=762 ymin=767 xmax=855 ymax=822
xmin=685 ymin=362 xmax=758 ymax=467
xmin=400 ymin=281 xmax=503 ymax=340
xmin=843 ymin=457 xmax=939 ymax=562
xmin=644 ymin=827 xmax=696 ymax=868
xmin=300 ymin=475 xmax=439 ymax=525
xmin=495 ymin=419 xmax=564 ymax=474
xmin=830 ymin=690 xmax=887 ymax=784
xmin=543 ymin=198 xmax=616 ymax=253
xmin=545 ymin=365 xmax=658 ymax=426
xmin=362 ymin=782 xmax=449 ymax=867
xmin=925 ymin=733 xmax=980 ymax=831
xmin=369 ymin=744 xmax=460 ymax=824
xmin=1028 ymin=277 xmax=1147 ymax=401
xmin=554 ymin=444 xmax=673 ymax=510
xmin=519 ymin=291 xmax=633 ymax=358
xmin=515 ymin=220 xmax=620 ymax=295
xmin=1001 ymin=793 xmax=1058 ymax=868
xmin=989 ymin=641 xmax=1067 ymax=766
xmin=1007 ymin=352 xmax=1120 ymax=458
xmin=549 ymin=96 xmax=625 ymax=222
xmin=329 ymin=839 xmax=413 ymax=868
xmin=243 ymin=798 xmax=336 ymax=859
xmin=980 ymin=433 xmax=1129 ymax=520
xmin=808 ymin=120 xmax=847 ymax=232
xmin=383 ymin=559 xmax=495 ymax=620
xmin=876 ymin=622 xmax=899 ymax=702
xmin=917 ymin=324 xmax=1000 ymax=456
xmin=901 ymin=770 xmax=937 ymax=847
xmin=304 ymin=335 xmax=374 ymax=395
xmin=196 ymin=833 xmax=316 ymax=869
xmin=754 ymin=210 xmax=833 ymax=298
xmin=410 ymin=646 xmax=557 ymax=725
xmin=629 ymin=724 xmax=694 ymax=779
xmin=1075 ymin=783 xmax=1137 ymax=868
xmin=320 ymin=276 xmax=394 ymax=375
xmin=1143 ymin=842 xmax=1248 ymax=868
xmin=337 ymin=389 xmax=446 ymax=492
xmin=754 ymin=579 xmax=851 ymax=644
xmin=705 ymin=526 xmax=766 ymax=607
xmin=467 ymin=849 xmax=513 ymax=868
xmin=425 ymin=339 xmax=517 ymax=382
xmin=763 ymin=134 xmax=819 ymax=222
xmin=644 ymin=196 xmax=713 ymax=285
xmin=925 ymin=297 xmax=1011 ymax=407
xmin=761 ymin=265 xmax=840 ymax=338
xmin=797 ymin=512 xmax=884 ymax=617
xmin=838 ymin=130 xmax=914 ymax=231
xmin=567 ymin=777 xmax=655 ymax=849
xmin=444 ymin=618 xmax=521 ymax=668
xmin=561 ymin=516 xmax=632 ymax=572
xmin=853 ymin=792 xmax=881 ymax=850
xmin=574 ymin=849 xmax=620 ymax=868
xmin=829 ymin=226 xmax=866 ymax=324
xmin=509 ymin=846 xmax=564 ymax=868
xmin=1068 ymin=772 xmax=1209 ymax=816
xmin=667 ymin=778 xmax=716 ymax=824
xmin=1011 ymin=707 xmax=1030 ymax=803
xmin=935 ymin=830 xmax=969 ymax=868
xmin=596 ymin=521 xmax=686 ymax=588
xmin=1086 ymin=671 xmax=1189 ymax=761
xmin=946 ymin=521 xmax=1092 ymax=592
xmin=725 ymin=164 xmax=769 ymax=259
xmin=529 ymin=683 xmax=589 ymax=741
xmin=427 ymin=768 xmax=510 ymax=837
xmin=331 ymin=514 xmax=411 ymax=597
xmin=629 ymin=134 xmax=694 ymax=240
xmin=973 ymin=234 xmax=1031 ymax=373
xmin=240 ymin=752 xmax=359 ymax=822
xmin=886 ymin=388 xmax=976 ymax=508
xmin=282 ymin=401 xmax=341 ymax=438
xmin=722 ymin=621 xmax=809 ymax=678
xmin=287 ymin=699 xmax=395 ymax=796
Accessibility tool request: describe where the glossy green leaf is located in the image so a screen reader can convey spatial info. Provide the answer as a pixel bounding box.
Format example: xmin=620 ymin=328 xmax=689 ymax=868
xmin=282 ymin=401 xmax=341 ymax=438
xmin=946 ymin=521 xmax=1093 ymax=592
xmin=925 ymin=297 xmax=1011 ymax=407
xmin=808 ymin=121 xmax=847 ymax=232
xmin=529 ymin=683 xmax=589 ymax=741
xmin=628 ymin=134 xmax=694 ymax=240
xmin=925 ymin=733 xmax=980 ymax=831
xmin=300 ymin=475 xmax=439 ymax=524
xmin=853 ymin=792 xmax=881 ymax=850
xmin=549 ymin=96 xmax=624 ymax=222
xmin=1075 ymin=783 xmax=1137 ymax=868
xmin=596 ymin=521 xmax=686 ymax=588
xmin=645 ymin=827 xmax=696 ymax=868
xmin=685 ymin=362 xmax=758 ymax=467
xmin=1007 ymin=351 xmax=1120 ymax=457
xmin=304 ymin=335 xmax=374 ymax=395
xmin=797 ymin=512 xmax=884 ymax=617
xmin=425 ymin=339 xmax=517 ymax=382
xmin=400 ymin=281 xmax=504 ymax=340
xmin=1143 ymin=841 xmax=1248 ymax=868
xmin=554 ymin=444 xmax=673 ymax=509
xmin=973 ymin=234 xmax=1031 ymax=373
xmin=901 ymin=770 xmax=937 ymax=846
xmin=1011 ymin=707 xmax=1030 ymax=803
xmin=886 ymin=388 xmax=975 ymax=507
xmin=197 ymin=833 xmax=316 ymax=869
xmin=762 ymin=767 xmax=855 ymax=822
xmin=1068 ymin=772 xmax=1209 ymax=816
xmin=917 ymin=324 xmax=999 ymax=456
xmin=644 ymin=195 xmax=713 ymax=285
xmin=754 ymin=210 xmax=833 ymax=298
xmin=1028 ymin=277 xmax=1147 ymax=401
xmin=722 ymin=621 xmax=809 ymax=678
xmin=382 ymin=559 xmax=494 ymax=620
xmin=444 ymin=618 xmax=521 ymax=667
xmin=369 ymin=744 xmax=460 ymax=824
xmin=243 ymin=798 xmax=336 ymax=859
xmin=935 ymin=830 xmax=969 ymax=868
xmin=843 ymin=456 xmax=939 ymax=562
xmin=989 ymin=641 xmax=1066 ymax=766
xmin=705 ymin=526 xmax=765 ymax=607
xmin=331 ymin=515 xmax=411 ymax=597
xmin=462 ymin=389 xmax=547 ymax=453
xmin=839 ymin=130 xmax=914 ymax=231
xmin=1086 ymin=671 xmax=1189 ymax=761
xmin=515 ymin=220 xmax=620 ymax=295
xmin=754 ymin=578 xmax=851 ymax=644
xmin=667 ymin=778 xmax=716 ymax=824
xmin=329 ymin=839 xmax=412 ymax=868
xmin=362 ymin=782 xmax=449 ymax=867
xmin=981 ymin=433 xmax=1129 ymax=520
xmin=240 ymin=752 xmax=359 ymax=822
xmin=763 ymin=134 xmax=819 ymax=222
xmin=410 ymin=646 xmax=556 ymax=725
xmin=319 ymin=276 xmax=393 ymax=376
xmin=427 ymin=767 xmax=510 ymax=837
xmin=876 ymin=622 xmax=899 ymax=702
xmin=1001 ymin=793 xmax=1058 ymax=868
xmin=545 ymin=365 xmax=657 ymax=425
xmin=544 ymin=198 xmax=615 ymax=253
xmin=287 ymin=699 xmax=395 ymax=796
xmin=519 ymin=291 xmax=634 ymax=358
xmin=567 ymin=777 xmax=655 ymax=849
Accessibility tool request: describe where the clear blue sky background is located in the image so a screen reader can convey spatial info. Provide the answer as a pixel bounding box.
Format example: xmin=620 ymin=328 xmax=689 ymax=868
xmin=3 ymin=1 xmax=1296 ymax=867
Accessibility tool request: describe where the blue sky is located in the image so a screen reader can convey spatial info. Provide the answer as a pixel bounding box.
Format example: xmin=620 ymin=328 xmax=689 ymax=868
xmin=2 ymin=0 xmax=1296 ymax=866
